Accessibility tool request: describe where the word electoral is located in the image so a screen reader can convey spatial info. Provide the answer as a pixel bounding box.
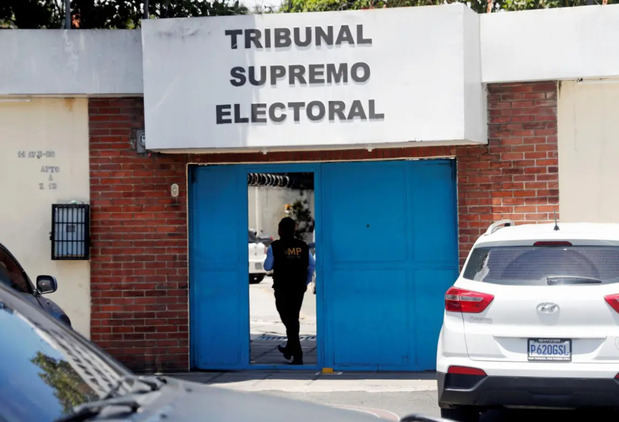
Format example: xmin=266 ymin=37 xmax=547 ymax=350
xmin=216 ymin=100 xmax=384 ymax=124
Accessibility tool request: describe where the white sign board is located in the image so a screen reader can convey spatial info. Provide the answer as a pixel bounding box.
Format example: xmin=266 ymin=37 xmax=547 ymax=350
xmin=141 ymin=4 xmax=486 ymax=151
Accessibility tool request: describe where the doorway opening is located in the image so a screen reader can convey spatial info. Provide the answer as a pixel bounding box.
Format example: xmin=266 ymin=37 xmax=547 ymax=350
xmin=247 ymin=172 xmax=317 ymax=366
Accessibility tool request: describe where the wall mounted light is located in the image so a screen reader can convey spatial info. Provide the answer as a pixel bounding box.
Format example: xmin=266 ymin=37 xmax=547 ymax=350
xmin=130 ymin=129 xmax=147 ymax=154
xmin=171 ymin=183 xmax=179 ymax=198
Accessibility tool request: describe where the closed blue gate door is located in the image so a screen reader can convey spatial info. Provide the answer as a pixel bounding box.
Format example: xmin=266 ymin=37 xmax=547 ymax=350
xmin=321 ymin=160 xmax=457 ymax=370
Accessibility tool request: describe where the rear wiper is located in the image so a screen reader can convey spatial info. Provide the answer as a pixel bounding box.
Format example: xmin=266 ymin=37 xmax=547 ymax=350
xmin=55 ymin=396 xmax=141 ymax=422
xmin=546 ymin=275 xmax=603 ymax=285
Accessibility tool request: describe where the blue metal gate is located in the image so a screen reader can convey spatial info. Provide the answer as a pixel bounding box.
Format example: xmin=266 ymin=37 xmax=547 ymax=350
xmin=321 ymin=160 xmax=458 ymax=370
xmin=189 ymin=160 xmax=457 ymax=370
xmin=189 ymin=166 xmax=248 ymax=369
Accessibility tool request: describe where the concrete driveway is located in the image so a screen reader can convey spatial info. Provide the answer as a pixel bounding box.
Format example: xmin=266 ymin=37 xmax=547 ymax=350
xmin=167 ymin=370 xmax=617 ymax=422
xmin=168 ymin=370 xmax=439 ymax=420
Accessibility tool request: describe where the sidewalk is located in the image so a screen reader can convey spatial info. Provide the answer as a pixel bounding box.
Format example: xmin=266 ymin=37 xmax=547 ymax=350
xmin=165 ymin=370 xmax=438 ymax=393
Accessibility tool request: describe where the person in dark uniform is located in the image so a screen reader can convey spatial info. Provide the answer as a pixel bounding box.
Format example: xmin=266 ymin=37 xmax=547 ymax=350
xmin=264 ymin=217 xmax=315 ymax=365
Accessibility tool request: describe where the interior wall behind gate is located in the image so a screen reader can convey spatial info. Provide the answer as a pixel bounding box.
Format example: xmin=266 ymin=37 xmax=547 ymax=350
xmin=88 ymin=82 xmax=558 ymax=372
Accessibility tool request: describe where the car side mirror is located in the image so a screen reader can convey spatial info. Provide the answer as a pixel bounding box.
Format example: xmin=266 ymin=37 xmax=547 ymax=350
xmin=36 ymin=275 xmax=57 ymax=294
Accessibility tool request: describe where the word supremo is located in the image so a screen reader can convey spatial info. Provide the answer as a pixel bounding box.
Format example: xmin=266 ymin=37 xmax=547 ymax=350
xmin=230 ymin=62 xmax=370 ymax=87
xmin=216 ymin=100 xmax=383 ymax=124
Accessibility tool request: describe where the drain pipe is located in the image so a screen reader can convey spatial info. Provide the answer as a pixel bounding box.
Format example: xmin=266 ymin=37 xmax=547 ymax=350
xmin=255 ymin=186 xmax=261 ymax=235
xmin=64 ymin=0 xmax=71 ymax=29
xmin=144 ymin=0 xmax=150 ymax=19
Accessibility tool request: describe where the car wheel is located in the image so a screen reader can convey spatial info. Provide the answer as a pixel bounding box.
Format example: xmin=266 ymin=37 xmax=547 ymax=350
xmin=249 ymin=274 xmax=264 ymax=284
xmin=440 ymin=406 xmax=480 ymax=422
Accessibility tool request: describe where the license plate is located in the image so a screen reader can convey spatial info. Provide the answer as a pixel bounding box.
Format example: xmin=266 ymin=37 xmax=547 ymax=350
xmin=527 ymin=338 xmax=571 ymax=361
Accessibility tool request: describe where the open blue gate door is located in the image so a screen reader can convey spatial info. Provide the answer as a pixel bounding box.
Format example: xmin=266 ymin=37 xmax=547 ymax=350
xmin=321 ymin=160 xmax=457 ymax=370
xmin=189 ymin=166 xmax=248 ymax=369
xmin=189 ymin=160 xmax=457 ymax=370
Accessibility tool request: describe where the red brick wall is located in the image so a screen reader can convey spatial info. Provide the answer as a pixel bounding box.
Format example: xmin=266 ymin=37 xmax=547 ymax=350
xmin=458 ymin=82 xmax=559 ymax=262
xmin=89 ymin=81 xmax=557 ymax=371
xmin=89 ymin=99 xmax=190 ymax=371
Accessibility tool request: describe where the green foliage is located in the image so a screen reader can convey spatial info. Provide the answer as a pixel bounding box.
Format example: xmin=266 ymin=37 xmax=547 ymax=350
xmin=497 ymin=0 xmax=612 ymax=11
xmin=0 ymin=0 xmax=247 ymax=29
xmin=281 ymin=0 xmax=464 ymax=13
xmin=2 ymin=0 xmax=615 ymax=29
xmin=0 ymin=1 xmax=62 ymax=29
xmin=290 ymin=199 xmax=314 ymax=240
xmin=0 ymin=0 xmax=470 ymax=27
xmin=31 ymin=352 xmax=98 ymax=414
xmin=279 ymin=0 xmax=614 ymax=14
xmin=73 ymin=0 xmax=247 ymax=29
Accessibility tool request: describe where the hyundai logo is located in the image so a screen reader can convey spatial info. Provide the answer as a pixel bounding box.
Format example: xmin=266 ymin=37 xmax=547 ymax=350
xmin=537 ymin=303 xmax=560 ymax=313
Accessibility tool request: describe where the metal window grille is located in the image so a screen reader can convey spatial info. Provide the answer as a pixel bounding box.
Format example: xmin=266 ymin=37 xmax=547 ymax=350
xmin=51 ymin=204 xmax=90 ymax=260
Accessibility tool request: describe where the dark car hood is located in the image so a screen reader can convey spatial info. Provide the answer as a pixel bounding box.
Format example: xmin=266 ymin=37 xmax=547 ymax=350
xmin=96 ymin=377 xmax=392 ymax=422
xmin=34 ymin=293 xmax=71 ymax=326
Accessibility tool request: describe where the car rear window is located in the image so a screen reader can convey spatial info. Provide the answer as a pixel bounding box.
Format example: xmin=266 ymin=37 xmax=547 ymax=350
xmin=463 ymin=245 xmax=619 ymax=285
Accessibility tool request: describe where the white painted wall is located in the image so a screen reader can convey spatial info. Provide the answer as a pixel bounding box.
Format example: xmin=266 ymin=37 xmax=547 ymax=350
xmin=0 ymin=98 xmax=90 ymax=337
xmin=2 ymin=6 xmax=619 ymax=96
xmin=558 ymin=80 xmax=619 ymax=223
xmin=481 ymin=5 xmax=619 ymax=83
xmin=0 ymin=30 xmax=142 ymax=96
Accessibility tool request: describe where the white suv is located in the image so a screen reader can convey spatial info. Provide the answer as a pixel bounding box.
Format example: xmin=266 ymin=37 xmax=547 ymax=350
xmin=437 ymin=221 xmax=619 ymax=421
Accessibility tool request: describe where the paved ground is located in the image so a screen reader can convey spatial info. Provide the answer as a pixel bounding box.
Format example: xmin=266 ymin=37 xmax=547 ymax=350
xmin=168 ymin=370 xmax=439 ymax=420
xmin=167 ymin=370 xmax=618 ymax=421
xmin=250 ymin=276 xmax=317 ymax=364
xmin=250 ymin=333 xmax=318 ymax=365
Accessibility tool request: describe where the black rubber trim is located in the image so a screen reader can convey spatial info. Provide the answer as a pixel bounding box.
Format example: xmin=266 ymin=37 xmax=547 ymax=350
xmin=442 ymin=373 xmax=486 ymax=390
xmin=438 ymin=372 xmax=619 ymax=409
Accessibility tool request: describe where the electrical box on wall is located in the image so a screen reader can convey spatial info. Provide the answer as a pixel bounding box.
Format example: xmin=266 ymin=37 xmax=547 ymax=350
xmin=51 ymin=204 xmax=90 ymax=260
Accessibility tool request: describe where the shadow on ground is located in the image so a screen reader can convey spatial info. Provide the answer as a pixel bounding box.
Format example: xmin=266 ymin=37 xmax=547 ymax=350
xmin=479 ymin=408 xmax=618 ymax=422
xmin=170 ymin=370 xmax=438 ymax=385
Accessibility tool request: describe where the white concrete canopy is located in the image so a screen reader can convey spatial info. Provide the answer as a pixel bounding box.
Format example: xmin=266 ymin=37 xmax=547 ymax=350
xmin=0 ymin=30 xmax=143 ymax=96
xmin=481 ymin=5 xmax=619 ymax=83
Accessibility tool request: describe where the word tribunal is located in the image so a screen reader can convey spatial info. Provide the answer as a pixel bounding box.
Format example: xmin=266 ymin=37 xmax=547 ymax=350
xmin=224 ymin=25 xmax=372 ymax=49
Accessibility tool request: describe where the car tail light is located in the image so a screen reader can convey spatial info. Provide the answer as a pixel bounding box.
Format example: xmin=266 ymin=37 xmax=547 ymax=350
xmin=615 ymin=373 xmax=619 ymax=380
xmin=445 ymin=287 xmax=494 ymax=313
xmin=604 ymin=294 xmax=619 ymax=313
xmin=448 ymin=366 xmax=487 ymax=376
xmin=533 ymin=241 xmax=573 ymax=247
